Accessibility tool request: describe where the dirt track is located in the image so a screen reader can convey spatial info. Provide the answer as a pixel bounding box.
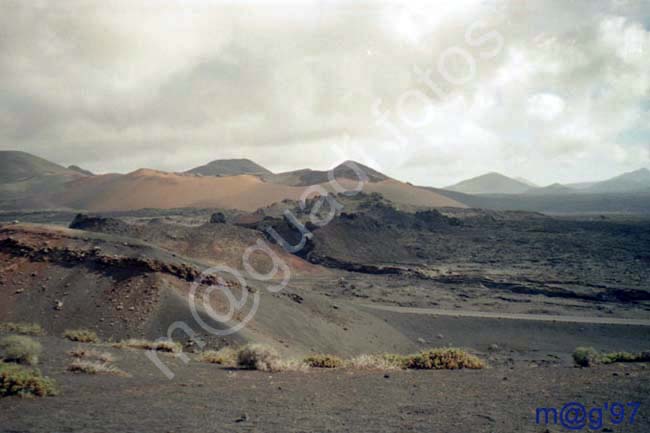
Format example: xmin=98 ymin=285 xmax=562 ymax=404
xmin=360 ymin=303 xmax=650 ymax=326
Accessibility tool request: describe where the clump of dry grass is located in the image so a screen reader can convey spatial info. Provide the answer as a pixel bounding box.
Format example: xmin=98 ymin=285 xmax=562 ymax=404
xmin=0 ymin=335 xmax=42 ymax=366
xmin=67 ymin=359 xmax=129 ymax=377
xmin=0 ymin=363 xmax=57 ymax=397
xmin=0 ymin=322 xmax=44 ymax=336
xmin=235 ymin=344 xmax=307 ymax=372
xmin=113 ymin=339 xmax=181 ymax=353
xmin=346 ymin=354 xmax=405 ymax=370
xmin=404 ymin=348 xmax=485 ymax=370
xmin=237 ymin=344 xmax=280 ymax=371
xmin=68 ymin=347 xmax=115 ymax=363
xmin=198 ymin=347 xmax=238 ymax=367
xmin=203 ymin=345 xmax=486 ymax=373
xmin=270 ymin=359 xmax=309 ymax=372
xmin=63 ymin=329 xmax=99 ymax=343
xmin=303 ymin=354 xmax=344 ymax=368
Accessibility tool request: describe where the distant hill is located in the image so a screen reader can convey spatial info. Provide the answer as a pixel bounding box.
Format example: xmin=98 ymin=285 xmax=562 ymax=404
xmin=514 ymin=177 xmax=538 ymax=188
xmin=0 ymin=151 xmax=87 ymax=208
xmin=524 ymin=183 xmax=573 ymax=196
xmin=266 ymin=160 xmax=389 ymax=186
xmin=423 ymin=185 xmax=650 ymax=214
xmin=185 ymin=158 xmax=272 ymax=177
xmin=565 ymin=181 xmax=597 ymax=190
xmin=51 ymin=160 xmax=463 ymax=212
xmin=585 ymin=168 xmax=650 ymax=193
xmin=4 ymin=151 xmax=650 ymax=214
xmin=68 ymin=165 xmax=94 ymax=176
xmin=445 ymin=172 xmax=532 ymax=195
xmin=0 ymin=150 xmax=80 ymax=183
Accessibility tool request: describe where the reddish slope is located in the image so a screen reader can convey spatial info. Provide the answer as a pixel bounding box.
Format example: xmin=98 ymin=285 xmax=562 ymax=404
xmin=55 ymin=169 xmax=465 ymax=211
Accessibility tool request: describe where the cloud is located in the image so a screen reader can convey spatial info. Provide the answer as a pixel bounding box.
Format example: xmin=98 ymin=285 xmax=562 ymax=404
xmin=0 ymin=0 xmax=648 ymax=186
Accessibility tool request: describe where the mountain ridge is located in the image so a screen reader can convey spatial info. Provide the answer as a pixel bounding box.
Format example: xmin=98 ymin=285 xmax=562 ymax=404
xmin=186 ymin=158 xmax=273 ymax=177
xmin=445 ymin=172 xmax=532 ymax=195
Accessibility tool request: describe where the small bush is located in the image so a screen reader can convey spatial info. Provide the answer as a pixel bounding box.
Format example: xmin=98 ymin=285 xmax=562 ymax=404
xmin=68 ymin=347 xmax=115 ymax=363
xmin=0 ymin=363 xmax=57 ymax=397
xmin=199 ymin=347 xmax=238 ymax=366
xmin=63 ymin=329 xmax=99 ymax=343
xmin=0 ymin=322 xmax=44 ymax=336
xmin=0 ymin=335 xmax=42 ymax=365
xmin=405 ymin=348 xmax=485 ymax=370
xmin=573 ymin=347 xmax=600 ymax=367
xmin=601 ymin=351 xmax=650 ymax=364
xmin=304 ymin=354 xmax=344 ymax=368
xmin=237 ymin=344 xmax=281 ymax=371
xmin=575 ymin=348 xmax=650 ymax=367
xmin=67 ymin=359 xmax=128 ymax=377
xmin=113 ymin=339 xmax=181 ymax=353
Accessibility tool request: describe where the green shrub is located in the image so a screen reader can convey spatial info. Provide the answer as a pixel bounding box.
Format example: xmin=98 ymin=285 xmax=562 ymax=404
xmin=602 ymin=352 xmax=637 ymax=364
xmin=572 ymin=347 xmax=650 ymax=367
xmin=405 ymin=348 xmax=485 ymax=370
xmin=304 ymin=354 xmax=344 ymax=368
xmin=63 ymin=329 xmax=99 ymax=343
xmin=573 ymin=347 xmax=600 ymax=367
xmin=0 ymin=322 xmax=44 ymax=336
xmin=0 ymin=335 xmax=42 ymax=365
xmin=0 ymin=363 xmax=57 ymax=397
xmin=199 ymin=347 xmax=238 ymax=366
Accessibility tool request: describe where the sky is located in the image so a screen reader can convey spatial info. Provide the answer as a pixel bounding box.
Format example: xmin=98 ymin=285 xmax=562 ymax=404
xmin=0 ymin=0 xmax=649 ymax=187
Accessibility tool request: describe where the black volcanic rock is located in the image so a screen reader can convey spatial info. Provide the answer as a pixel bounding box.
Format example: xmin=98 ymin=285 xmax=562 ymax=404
xmin=209 ymin=212 xmax=226 ymax=224
xmin=69 ymin=214 xmax=130 ymax=233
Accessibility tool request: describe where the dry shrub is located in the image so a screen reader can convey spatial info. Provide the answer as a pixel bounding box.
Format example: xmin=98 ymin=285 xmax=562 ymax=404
xmin=0 ymin=322 xmax=44 ymax=336
xmin=270 ymin=359 xmax=309 ymax=372
xmin=346 ymin=354 xmax=404 ymax=370
xmin=113 ymin=339 xmax=181 ymax=353
xmin=68 ymin=347 xmax=115 ymax=363
xmin=237 ymin=344 xmax=280 ymax=371
xmin=303 ymin=354 xmax=344 ymax=368
xmin=0 ymin=335 xmax=42 ymax=365
xmin=63 ymin=329 xmax=99 ymax=343
xmin=405 ymin=348 xmax=485 ymax=370
xmin=67 ymin=359 xmax=128 ymax=377
xmin=235 ymin=344 xmax=307 ymax=372
xmin=199 ymin=347 xmax=237 ymax=366
xmin=0 ymin=363 xmax=57 ymax=397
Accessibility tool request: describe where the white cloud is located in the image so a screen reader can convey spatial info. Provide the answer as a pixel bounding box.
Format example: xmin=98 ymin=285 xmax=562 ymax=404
xmin=527 ymin=93 xmax=565 ymax=121
xmin=0 ymin=0 xmax=648 ymax=186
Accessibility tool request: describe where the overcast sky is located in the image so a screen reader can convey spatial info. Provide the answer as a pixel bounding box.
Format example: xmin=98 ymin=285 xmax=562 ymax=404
xmin=0 ymin=0 xmax=649 ymax=186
